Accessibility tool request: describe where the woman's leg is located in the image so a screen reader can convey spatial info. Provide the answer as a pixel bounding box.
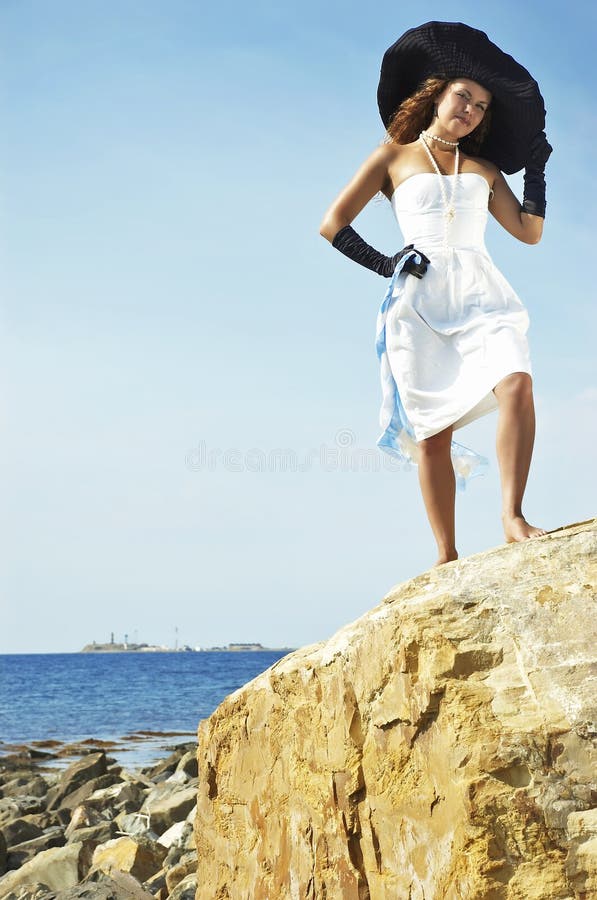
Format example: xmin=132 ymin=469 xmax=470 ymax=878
xmin=493 ymin=372 xmax=546 ymax=542
xmin=417 ymin=426 xmax=458 ymax=564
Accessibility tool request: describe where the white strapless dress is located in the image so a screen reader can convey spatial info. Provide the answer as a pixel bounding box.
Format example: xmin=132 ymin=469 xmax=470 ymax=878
xmin=375 ymin=172 xmax=531 ymax=487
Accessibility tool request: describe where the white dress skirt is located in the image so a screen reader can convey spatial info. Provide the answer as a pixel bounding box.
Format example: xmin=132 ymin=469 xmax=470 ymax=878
xmin=375 ymin=171 xmax=531 ymax=488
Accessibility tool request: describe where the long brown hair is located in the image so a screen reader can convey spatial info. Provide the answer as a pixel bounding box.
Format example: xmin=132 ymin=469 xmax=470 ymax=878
xmin=386 ymin=76 xmax=492 ymax=157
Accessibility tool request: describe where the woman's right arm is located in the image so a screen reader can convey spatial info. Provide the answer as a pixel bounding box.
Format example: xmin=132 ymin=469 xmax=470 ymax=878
xmin=319 ymin=143 xmax=396 ymax=241
xmin=318 ymin=144 xmax=429 ymax=279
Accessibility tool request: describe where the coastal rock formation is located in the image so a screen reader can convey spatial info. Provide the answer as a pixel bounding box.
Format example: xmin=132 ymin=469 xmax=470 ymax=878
xmin=0 ymin=742 xmax=198 ymax=899
xmin=195 ymin=519 xmax=597 ymax=899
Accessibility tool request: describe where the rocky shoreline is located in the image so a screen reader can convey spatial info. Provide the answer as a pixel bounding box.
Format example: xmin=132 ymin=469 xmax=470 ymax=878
xmin=0 ymin=737 xmax=200 ymax=899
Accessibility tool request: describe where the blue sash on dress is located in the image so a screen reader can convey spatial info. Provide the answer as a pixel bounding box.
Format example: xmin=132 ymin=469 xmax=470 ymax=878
xmin=375 ymin=252 xmax=489 ymax=491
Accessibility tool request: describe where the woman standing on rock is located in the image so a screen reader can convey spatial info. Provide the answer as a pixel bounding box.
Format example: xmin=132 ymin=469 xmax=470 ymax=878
xmin=319 ymin=22 xmax=552 ymax=564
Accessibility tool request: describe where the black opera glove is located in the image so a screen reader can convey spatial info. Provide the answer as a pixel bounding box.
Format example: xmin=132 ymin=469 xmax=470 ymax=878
xmin=527 ymin=131 xmax=553 ymax=172
xmin=522 ymin=131 xmax=553 ymax=218
xmin=332 ymin=225 xmax=430 ymax=278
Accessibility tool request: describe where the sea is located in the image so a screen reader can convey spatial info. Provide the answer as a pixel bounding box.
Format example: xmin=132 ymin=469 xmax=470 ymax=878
xmin=0 ymin=651 xmax=290 ymax=768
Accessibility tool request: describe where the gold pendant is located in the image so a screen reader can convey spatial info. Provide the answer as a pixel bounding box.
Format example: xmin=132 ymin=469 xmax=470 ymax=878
xmin=446 ymin=208 xmax=455 ymax=223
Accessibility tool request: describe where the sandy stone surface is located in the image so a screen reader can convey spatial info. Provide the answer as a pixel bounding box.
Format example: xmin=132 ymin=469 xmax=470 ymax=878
xmin=196 ymin=519 xmax=597 ymax=899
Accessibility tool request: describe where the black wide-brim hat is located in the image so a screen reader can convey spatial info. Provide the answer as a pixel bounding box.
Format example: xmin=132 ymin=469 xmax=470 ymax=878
xmin=377 ymin=21 xmax=547 ymax=174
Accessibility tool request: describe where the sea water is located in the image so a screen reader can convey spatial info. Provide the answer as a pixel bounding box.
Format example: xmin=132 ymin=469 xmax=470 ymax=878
xmin=0 ymin=651 xmax=289 ymax=766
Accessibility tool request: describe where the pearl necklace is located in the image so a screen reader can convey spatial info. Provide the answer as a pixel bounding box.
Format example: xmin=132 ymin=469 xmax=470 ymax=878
xmin=418 ymin=133 xmax=459 ymax=224
xmin=420 ymin=129 xmax=459 ymax=148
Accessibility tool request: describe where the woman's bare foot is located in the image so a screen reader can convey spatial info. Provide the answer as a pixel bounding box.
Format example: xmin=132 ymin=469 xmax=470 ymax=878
xmin=435 ymin=549 xmax=458 ymax=566
xmin=503 ymin=514 xmax=547 ymax=543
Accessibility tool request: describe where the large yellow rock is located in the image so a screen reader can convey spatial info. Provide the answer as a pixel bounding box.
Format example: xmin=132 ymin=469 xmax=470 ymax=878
xmin=195 ymin=520 xmax=597 ymax=899
xmin=91 ymin=835 xmax=166 ymax=883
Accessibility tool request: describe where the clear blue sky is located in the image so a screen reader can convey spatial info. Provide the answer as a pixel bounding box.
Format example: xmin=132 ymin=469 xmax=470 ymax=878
xmin=1 ymin=0 xmax=595 ymax=653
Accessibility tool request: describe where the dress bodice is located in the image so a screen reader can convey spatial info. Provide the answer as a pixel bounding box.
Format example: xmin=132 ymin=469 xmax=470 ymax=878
xmin=391 ymin=172 xmax=491 ymax=254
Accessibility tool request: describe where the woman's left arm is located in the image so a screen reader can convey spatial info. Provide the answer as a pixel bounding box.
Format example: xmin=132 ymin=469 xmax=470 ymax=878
xmin=489 ymin=131 xmax=552 ymax=245
xmin=489 ymin=172 xmax=544 ymax=245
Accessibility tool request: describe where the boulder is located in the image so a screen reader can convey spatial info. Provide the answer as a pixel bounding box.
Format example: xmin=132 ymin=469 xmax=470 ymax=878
xmin=164 ymin=853 xmax=196 ymax=894
xmin=6 ymin=828 xmax=65 ymax=869
xmin=195 ymin=519 xmax=597 ymax=899
xmin=143 ymin=746 xmax=194 ymax=783
xmin=162 ymin=843 xmax=184 ymax=873
xmin=138 ymin=782 xmax=172 ymax=812
xmin=86 ymin=782 xmax=145 ymax=817
xmin=118 ymin=773 xmax=154 ymax=792
xmin=156 ymin=821 xmax=186 ymax=849
xmin=166 ymin=874 xmax=196 ymax=900
xmin=91 ymin=836 xmax=167 ymax=884
xmin=0 ymin=823 xmax=43 ymax=854
xmin=52 ymin=808 xmax=71 ymax=829
xmin=112 ymin=814 xmax=153 ymax=840
xmin=142 ymin=868 xmax=166 ymax=895
xmin=0 ymin=883 xmax=53 ymax=900
xmin=51 ymin=775 xmax=123 ymax=815
xmin=17 ymin=816 xmax=53 ymax=833
xmin=163 ymin=771 xmax=189 ymax=788
xmin=61 ymin=869 xmax=155 ymax=898
xmin=141 ymin=787 xmax=196 ymax=836
xmin=66 ymin=822 xmax=118 ymax=847
xmin=0 ymin=832 xmax=5 ymax=877
xmin=104 ymin=870 xmax=155 ymax=899
xmin=0 ymin=749 xmax=53 ymax=772
xmin=174 ymin=752 xmax=197 ymax=780
xmin=182 ymin=810 xmax=196 ymax=852
xmin=65 ymin=806 xmax=106 ymax=840
xmin=0 ymin=779 xmax=49 ymax=801
xmin=161 ymin=824 xmax=194 ymax=873
xmin=0 ymin=800 xmax=45 ymax=828
xmin=56 ymin=745 xmax=115 ymax=762
xmin=45 ymin=755 xmax=107 ymax=812
xmin=0 ymin=842 xmax=92 ymax=898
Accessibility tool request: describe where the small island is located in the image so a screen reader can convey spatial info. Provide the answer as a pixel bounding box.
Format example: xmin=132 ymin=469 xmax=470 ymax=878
xmin=199 ymin=643 xmax=294 ymax=653
xmin=80 ymin=636 xmax=293 ymax=653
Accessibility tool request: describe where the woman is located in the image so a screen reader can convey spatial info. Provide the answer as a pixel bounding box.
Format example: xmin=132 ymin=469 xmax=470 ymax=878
xmin=319 ymin=22 xmax=552 ymax=564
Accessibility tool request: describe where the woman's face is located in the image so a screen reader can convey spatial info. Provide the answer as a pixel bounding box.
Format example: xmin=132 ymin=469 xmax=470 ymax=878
xmin=436 ymin=79 xmax=491 ymax=136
